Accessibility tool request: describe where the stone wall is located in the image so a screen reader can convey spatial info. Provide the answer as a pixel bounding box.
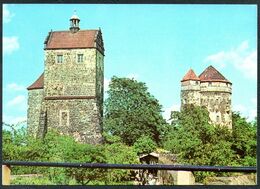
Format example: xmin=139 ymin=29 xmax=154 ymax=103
xmin=42 ymin=48 xmax=104 ymax=144
xmin=96 ymin=50 xmax=104 ymax=118
xmin=45 ymin=99 xmax=103 ymax=144
xmin=181 ymin=80 xmax=232 ymax=129
xmin=27 ymin=89 xmax=44 ymax=138
xmin=44 ymin=49 xmax=97 ymax=97
xmin=181 ymin=80 xmax=201 ymax=107
xmin=201 ymin=91 xmax=232 ymax=129
xmin=204 ymin=174 xmax=256 ymax=185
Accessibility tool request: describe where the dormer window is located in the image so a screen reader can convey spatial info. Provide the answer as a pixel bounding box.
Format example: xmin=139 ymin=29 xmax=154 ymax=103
xmin=57 ymin=55 xmax=63 ymax=63
xmin=77 ymin=54 xmax=84 ymax=63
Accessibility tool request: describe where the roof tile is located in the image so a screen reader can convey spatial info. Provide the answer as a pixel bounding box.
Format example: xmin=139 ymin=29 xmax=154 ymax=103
xmin=199 ymin=65 xmax=231 ymax=83
xmin=181 ymin=69 xmax=200 ymax=82
xmin=27 ymin=73 xmax=44 ymax=90
xmin=45 ymin=30 xmax=98 ymax=49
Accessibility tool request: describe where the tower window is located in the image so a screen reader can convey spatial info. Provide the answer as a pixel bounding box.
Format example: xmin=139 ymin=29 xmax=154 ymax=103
xmin=57 ymin=55 xmax=63 ymax=63
xmin=59 ymin=110 xmax=69 ymax=126
xmin=77 ymin=54 xmax=84 ymax=63
xmin=216 ymin=115 xmax=220 ymax=123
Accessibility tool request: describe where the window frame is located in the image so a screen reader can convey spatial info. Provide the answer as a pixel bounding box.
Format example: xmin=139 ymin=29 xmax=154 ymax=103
xmin=59 ymin=110 xmax=69 ymax=126
xmin=57 ymin=54 xmax=63 ymax=64
xmin=77 ymin=54 xmax=84 ymax=63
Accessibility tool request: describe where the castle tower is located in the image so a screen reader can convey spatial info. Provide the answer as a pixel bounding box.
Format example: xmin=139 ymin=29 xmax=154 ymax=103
xmin=27 ymin=13 xmax=105 ymax=144
xmin=199 ymin=66 xmax=232 ymax=129
xmin=180 ymin=66 xmax=232 ymax=129
xmin=180 ymin=69 xmax=201 ymax=108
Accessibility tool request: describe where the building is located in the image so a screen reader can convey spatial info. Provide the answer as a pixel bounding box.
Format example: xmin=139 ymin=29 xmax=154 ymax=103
xmin=27 ymin=13 xmax=104 ymax=144
xmin=181 ymin=65 xmax=232 ymax=129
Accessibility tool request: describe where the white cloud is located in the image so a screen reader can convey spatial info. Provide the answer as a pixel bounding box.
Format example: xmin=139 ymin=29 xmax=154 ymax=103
xmin=3 ymin=5 xmax=14 ymax=23
xmin=205 ymin=40 xmax=257 ymax=80
xmin=3 ymin=115 xmax=27 ymax=125
xmin=126 ymin=73 xmax=139 ymax=80
xmin=248 ymin=109 xmax=257 ymax=121
xmin=104 ymin=78 xmax=110 ymax=92
xmin=233 ymin=104 xmax=246 ymax=114
xmin=7 ymin=83 xmax=25 ymax=91
xmin=251 ymin=97 xmax=257 ymax=105
xmin=3 ymin=36 xmax=20 ymax=55
xmin=232 ymin=104 xmax=257 ymax=122
xmin=7 ymin=95 xmax=26 ymax=107
xmin=163 ymin=104 xmax=180 ymax=123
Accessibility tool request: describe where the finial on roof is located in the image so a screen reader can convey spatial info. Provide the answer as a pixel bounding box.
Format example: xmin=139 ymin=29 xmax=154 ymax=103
xmin=70 ymin=10 xmax=80 ymax=33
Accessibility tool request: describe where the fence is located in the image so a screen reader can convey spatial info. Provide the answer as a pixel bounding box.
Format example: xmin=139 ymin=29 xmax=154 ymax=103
xmin=2 ymin=161 xmax=256 ymax=185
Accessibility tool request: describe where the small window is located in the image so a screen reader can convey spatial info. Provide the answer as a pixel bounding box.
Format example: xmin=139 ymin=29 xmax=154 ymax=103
xmin=77 ymin=54 xmax=84 ymax=63
xmin=216 ymin=115 xmax=220 ymax=123
xmin=209 ymin=82 xmax=212 ymax=86
xmin=57 ymin=55 xmax=63 ymax=63
xmin=59 ymin=110 xmax=69 ymax=126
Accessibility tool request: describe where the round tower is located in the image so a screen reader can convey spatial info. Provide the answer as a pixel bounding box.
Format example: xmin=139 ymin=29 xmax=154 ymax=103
xmin=180 ymin=69 xmax=201 ymax=109
xmin=199 ymin=65 xmax=232 ymax=129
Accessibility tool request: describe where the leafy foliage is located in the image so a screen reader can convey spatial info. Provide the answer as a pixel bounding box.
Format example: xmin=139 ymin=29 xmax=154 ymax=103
xmin=133 ymin=135 xmax=157 ymax=155
xmin=163 ymin=104 xmax=256 ymax=182
xmin=3 ymin=125 xmax=138 ymax=185
xmin=231 ymin=112 xmax=257 ymax=166
xmin=104 ymin=76 xmax=166 ymax=145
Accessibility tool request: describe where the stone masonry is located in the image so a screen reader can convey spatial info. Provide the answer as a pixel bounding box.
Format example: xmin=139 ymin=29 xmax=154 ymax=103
xmin=181 ymin=66 xmax=232 ymax=129
xmin=27 ymin=14 xmax=104 ymax=144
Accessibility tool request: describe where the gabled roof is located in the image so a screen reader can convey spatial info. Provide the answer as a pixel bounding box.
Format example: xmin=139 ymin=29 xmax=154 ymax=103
xmin=181 ymin=69 xmax=200 ymax=82
xmin=27 ymin=73 xmax=44 ymax=90
xmin=44 ymin=30 xmax=104 ymax=54
xmin=199 ymin=65 xmax=231 ymax=84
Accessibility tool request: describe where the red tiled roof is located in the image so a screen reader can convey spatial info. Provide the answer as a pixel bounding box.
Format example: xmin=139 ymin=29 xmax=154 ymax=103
xmin=27 ymin=73 xmax=44 ymax=90
xmin=199 ymin=65 xmax=231 ymax=83
xmin=44 ymin=30 xmax=98 ymax=49
xmin=181 ymin=69 xmax=200 ymax=82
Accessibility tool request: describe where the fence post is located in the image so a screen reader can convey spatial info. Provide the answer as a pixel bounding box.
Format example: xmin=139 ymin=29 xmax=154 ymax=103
xmin=2 ymin=165 xmax=11 ymax=185
xmin=176 ymin=171 xmax=195 ymax=185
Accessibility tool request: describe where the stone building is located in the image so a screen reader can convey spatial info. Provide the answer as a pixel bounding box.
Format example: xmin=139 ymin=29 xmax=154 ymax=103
xmin=27 ymin=13 xmax=104 ymax=144
xmin=181 ymin=65 xmax=232 ymax=129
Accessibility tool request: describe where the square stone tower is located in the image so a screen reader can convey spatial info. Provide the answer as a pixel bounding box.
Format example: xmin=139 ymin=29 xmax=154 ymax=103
xmin=27 ymin=13 xmax=104 ymax=144
xmin=181 ymin=66 xmax=232 ymax=129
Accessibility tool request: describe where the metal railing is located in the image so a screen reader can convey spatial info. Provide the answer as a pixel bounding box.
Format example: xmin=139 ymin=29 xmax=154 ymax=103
xmin=2 ymin=161 xmax=256 ymax=185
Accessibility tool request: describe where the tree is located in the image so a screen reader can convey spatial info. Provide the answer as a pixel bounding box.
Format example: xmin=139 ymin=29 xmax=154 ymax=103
xmin=231 ymin=112 xmax=257 ymax=166
xmin=104 ymin=76 xmax=166 ymax=145
xmin=103 ymin=138 xmax=139 ymax=184
xmin=163 ymin=104 xmax=235 ymax=182
xmin=133 ymin=135 xmax=157 ymax=155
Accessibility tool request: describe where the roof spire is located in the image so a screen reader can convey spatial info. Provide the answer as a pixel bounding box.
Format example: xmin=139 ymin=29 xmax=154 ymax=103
xmin=181 ymin=69 xmax=200 ymax=82
xmin=70 ymin=10 xmax=80 ymax=33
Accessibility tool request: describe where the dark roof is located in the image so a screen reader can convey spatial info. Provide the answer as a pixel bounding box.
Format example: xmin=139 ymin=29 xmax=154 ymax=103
xmin=27 ymin=73 xmax=44 ymax=90
xmin=44 ymin=30 xmax=104 ymax=54
xmin=199 ymin=65 xmax=231 ymax=83
xmin=181 ymin=69 xmax=200 ymax=82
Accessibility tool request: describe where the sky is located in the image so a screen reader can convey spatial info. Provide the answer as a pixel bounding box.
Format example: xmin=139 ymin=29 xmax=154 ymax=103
xmin=2 ymin=4 xmax=257 ymax=127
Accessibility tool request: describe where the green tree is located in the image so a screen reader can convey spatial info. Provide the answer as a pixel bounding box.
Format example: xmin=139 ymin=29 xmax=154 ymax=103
xmin=163 ymin=104 xmax=235 ymax=182
xmin=103 ymin=138 xmax=139 ymax=184
xmin=133 ymin=135 xmax=157 ymax=155
xmin=104 ymin=76 xmax=166 ymax=145
xmin=231 ymin=112 xmax=257 ymax=166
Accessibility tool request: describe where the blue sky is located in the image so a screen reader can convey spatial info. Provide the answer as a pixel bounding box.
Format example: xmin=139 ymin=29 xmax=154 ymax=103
xmin=3 ymin=4 xmax=257 ymax=126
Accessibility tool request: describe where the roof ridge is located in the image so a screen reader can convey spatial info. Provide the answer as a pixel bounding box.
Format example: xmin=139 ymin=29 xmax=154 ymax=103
xmin=51 ymin=29 xmax=99 ymax=33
